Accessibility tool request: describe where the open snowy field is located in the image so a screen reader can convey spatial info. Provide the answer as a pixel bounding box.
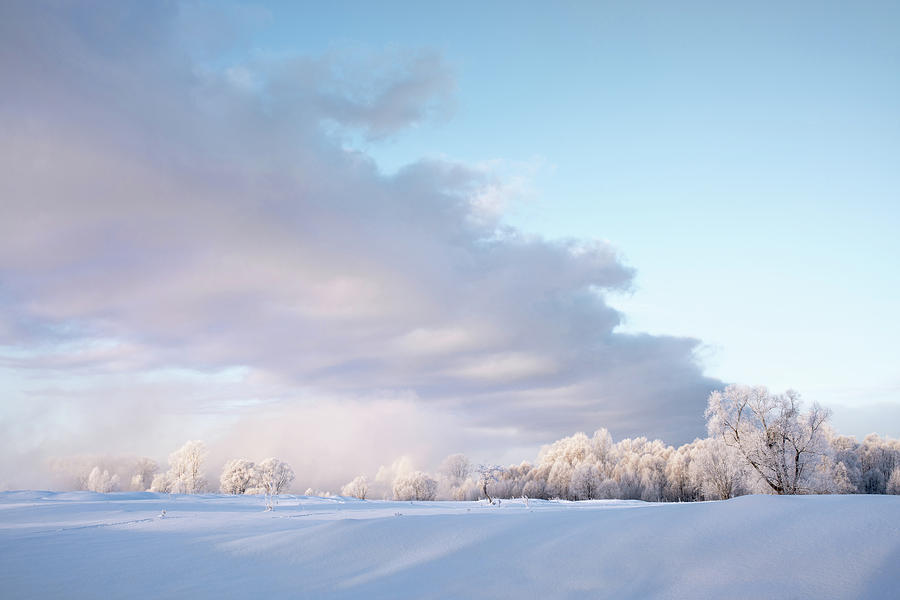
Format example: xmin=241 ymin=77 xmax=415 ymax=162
xmin=1 ymin=492 xmax=898 ymax=599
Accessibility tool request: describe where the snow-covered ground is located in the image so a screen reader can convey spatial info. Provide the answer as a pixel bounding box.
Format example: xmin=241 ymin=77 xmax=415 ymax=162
xmin=1 ymin=492 xmax=898 ymax=599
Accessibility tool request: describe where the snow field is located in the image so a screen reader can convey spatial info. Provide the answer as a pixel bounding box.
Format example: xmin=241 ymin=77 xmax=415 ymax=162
xmin=1 ymin=492 xmax=898 ymax=599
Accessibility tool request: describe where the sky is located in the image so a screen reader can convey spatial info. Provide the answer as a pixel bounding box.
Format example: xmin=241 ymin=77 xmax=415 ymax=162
xmin=1 ymin=1 xmax=898 ymax=490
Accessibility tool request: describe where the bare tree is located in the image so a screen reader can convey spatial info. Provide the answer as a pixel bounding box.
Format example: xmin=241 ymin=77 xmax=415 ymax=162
xmin=706 ymin=385 xmax=831 ymax=494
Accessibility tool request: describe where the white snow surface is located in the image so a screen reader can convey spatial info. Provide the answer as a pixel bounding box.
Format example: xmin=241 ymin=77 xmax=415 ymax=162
xmin=1 ymin=492 xmax=898 ymax=599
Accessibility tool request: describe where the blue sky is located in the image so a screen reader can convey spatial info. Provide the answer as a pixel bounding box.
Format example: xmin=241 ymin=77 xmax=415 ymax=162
xmin=229 ymin=1 xmax=900 ymax=433
xmin=1 ymin=1 xmax=898 ymax=488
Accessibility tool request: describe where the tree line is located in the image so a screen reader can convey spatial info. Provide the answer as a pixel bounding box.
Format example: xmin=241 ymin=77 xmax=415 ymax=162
xmin=53 ymin=385 xmax=900 ymax=501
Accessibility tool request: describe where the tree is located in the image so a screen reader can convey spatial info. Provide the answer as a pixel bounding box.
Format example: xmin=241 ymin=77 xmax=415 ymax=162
xmin=130 ymin=457 xmax=158 ymax=491
xmin=439 ymin=454 xmax=472 ymax=485
xmin=570 ymin=462 xmax=602 ymax=500
xmin=149 ymin=471 xmax=173 ymax=493
xmin=888 ymin=468 xmax=900 ymax=495
xmin=253 ymin=458 xmax=294 ymax=510
xmin=392 ymin=471 xmax=437 ymax=501
xmin=706 ymin=385 xmax=831 ymax=495
xmin=167 ymin=440 xmax=208 ymax=494
xmin=858 ymin=434 xmax=900 ymax=494
xmin=341 ymin=475 xmax=369 ymax=499
xmin=539 ymin=432 xmax=592 ymax=499
xmin=665 ymin=445 xmax=699 ymax=502
xmin=256 ymin=458 xmax=295 ymax=495
xmin=86 ymin=466 xmax=119 ymax=493
xmin=476 ymin=465 xmax=505 ymax=503
xmin=220 ymin=459 xmax=256 ymax=495
xmin=689 ymin=438 xmax=747 ymax=500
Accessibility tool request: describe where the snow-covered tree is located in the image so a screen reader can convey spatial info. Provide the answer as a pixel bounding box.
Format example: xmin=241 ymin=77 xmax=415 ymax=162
xmin=590 ymin=428 xmax=618 ymax=480
xmin=129 ymin=457 xmax=158 ymax=491
xmin=439 ymin=454 xmax=472 ymax=485
xmin=476 ymin=464 xmax=505 ymax=502
xmin=451 ymin=478 xmax=482 ymax=500
xmin=858 ymin=434 xmax=900 ymax=494
xmin=539 ymin=432 xmax=592 ymax=499
xmin=706 ymin=385 xmax=831 ymax=494
xmin=166 ymin=440 xmax=208 ymax=494
xmin=665 ymin=444 xmax=699 ymax=502
xmin=689 ymin=438 xmax=747 ymax=500
xmin=887 ymin=468 xmax=900 ymax=495
xmin=86 ymin=466 xmax=120 ymax=493
xmin=341 ymin=475 xmax=369 ymax=499
xmin=393 ymin=471 xmax=437 ymax=501
xmin=220 ymin=459 xmax=256 ymax=495
xmin=570 ymin=462 xmax=602 ymax=500
xmin=149 ymin=471 xmax=173 ymax=493
xmin=830 ymin=434 xmax=863 ymax=492
xmin=828 ymin=459 xmax=857 ymax=494
xmin=255 ymin=458 xmax=295 ymax=495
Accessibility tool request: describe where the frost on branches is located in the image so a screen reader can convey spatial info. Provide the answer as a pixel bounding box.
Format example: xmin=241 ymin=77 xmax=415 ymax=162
xmin=220 ymin=459 xmax=256 ymax=495
xmin=705 ymin=385 xmax=831 ymax=494
xmin=341 ymin=475 xmax=369 ymax=500
xmin=392 ymin=471 xmax=437 ymax=501
xmin=42 ymin=384 xmax=900 ymax=503
xmin=150 ymin=441 xmax=208 ymax=494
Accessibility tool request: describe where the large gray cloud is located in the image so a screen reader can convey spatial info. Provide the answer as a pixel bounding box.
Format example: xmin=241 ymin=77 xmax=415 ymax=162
xmin=0 ymin=1 xmax=719 ymax=489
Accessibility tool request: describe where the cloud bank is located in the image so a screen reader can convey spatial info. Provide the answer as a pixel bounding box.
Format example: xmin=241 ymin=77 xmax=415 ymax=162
xmin=0 ymin=2 xmax=719 ymax=489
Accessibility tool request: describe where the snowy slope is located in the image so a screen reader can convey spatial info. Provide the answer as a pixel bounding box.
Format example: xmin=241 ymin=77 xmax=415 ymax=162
xmin=1 ymin=492 xmax=898 ymax=599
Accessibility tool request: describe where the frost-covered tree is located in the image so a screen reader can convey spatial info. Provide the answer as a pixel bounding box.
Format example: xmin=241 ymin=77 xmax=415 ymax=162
xmin=665 ymin=445 xmax=699 ymax=502
xmin=255 ymin=458 xmax=295 ymax=495
xmin=706 ymin=385 xmax=831 ymax=494
xmin=638 ymin=452 xmax=668 ymax=502
xmin=166 ymin=440 xmax=208 ymax=494
xmin=86 ymin=466 xmax=120 ymax=493
xmin=149 ymin=471 xmax=173 ymax=493
xmin=887 ymin=468 xmax=900 ymax=495
xmin=540 ymin=432 xmax=592 ymax=499
xmin=830 ymin=434 xmax=863 ymax=492
xmin=49 ymin=455 xmax=150 ymax=492
xmin=341 ymin=475 xmax=369 ymax=499
xmin=611 ymin=437 xmax=670 ymax=501
xmin=689 ymin=438 xmax=747 ymax=500
xmin=393 ymin=471 xmax=437 ymax=501
xmin=129 ymin=457 xmax=158 ymax=491
xmin=476 ymin=465 xmax=505 ymax=502
xmin=251 ymin=458 xmax=294 ymax=510
xmin=437 ymin=454 xmax=473 ymax=500
xmin=220 ymin=459 xmax=256 ymax=495
xmin=858 ymin=434 xmax=900 ymax=494
xmin=522 ymin=478 xmax=546 ymax=499
xmin=828 ymin=459 xmax=857 ymax=494
xmin=570 ymin=462 xmax=602 ymax=500
xmin=439 ymin=454 xmax=472 ymax=485
xmin=590 ymin=428 xmax=618 ymax=480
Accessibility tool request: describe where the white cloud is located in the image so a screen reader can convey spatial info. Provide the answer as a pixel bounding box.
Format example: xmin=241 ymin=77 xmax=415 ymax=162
xmin=0 ymin=1 xmax=719 ymax=489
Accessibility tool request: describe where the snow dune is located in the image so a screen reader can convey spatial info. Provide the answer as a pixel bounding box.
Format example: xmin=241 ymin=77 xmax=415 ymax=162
xmin=1 ymin=492 xmax=898 ymax=599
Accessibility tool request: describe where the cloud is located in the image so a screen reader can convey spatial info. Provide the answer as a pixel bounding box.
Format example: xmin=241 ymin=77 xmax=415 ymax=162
xmin=0 ymin=1 xmax=719 ymax=489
